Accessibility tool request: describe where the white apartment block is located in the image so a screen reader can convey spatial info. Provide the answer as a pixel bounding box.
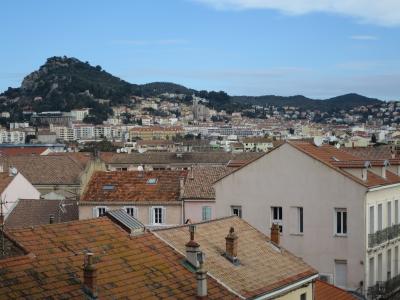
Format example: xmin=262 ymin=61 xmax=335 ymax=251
xmin=0 ymin=129 xmax=26 ymax=144
xmin=213 ymin=141 xmax=400 ymax=298
xmin=50 ymin=125 xmax=74 ymax=141
xmin=70 ymin=108 xmax=90 ymax=121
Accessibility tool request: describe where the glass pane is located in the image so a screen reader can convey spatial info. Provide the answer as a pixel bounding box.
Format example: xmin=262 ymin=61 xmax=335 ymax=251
xmin=337 ymin=212 xmax=342 ymax=234
xmin=299 ymin=207 xmax=303 ymax=233
xmin=343 ymin=212 xmax=347 ymax=234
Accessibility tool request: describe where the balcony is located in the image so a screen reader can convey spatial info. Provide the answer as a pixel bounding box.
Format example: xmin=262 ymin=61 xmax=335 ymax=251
xmin=368 ymin=275 xmax=400 ymax=299
xmin=368 ymin=224 xmax=400 ymax=248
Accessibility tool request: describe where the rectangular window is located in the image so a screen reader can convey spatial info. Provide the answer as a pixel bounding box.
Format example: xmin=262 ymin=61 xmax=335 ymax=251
xmin=378 ymin=204 xmax=383 ymax=230
xmin=125 ymin=206 xmax=137 ymax=218
xmin=297 ymin=207 xmax=304 ymax=233
xmin=335 ymin=209 xmax=347 ymax=235
xmin=231 ymin=206 xmax=242 ymax=218
xmin=395 ymin=246 xmax=399 ymax=277
xmin=94 ymin=206 xmax=107 ymax=217
xmin=395 ymin=200 xmax=399 ymax=224
xmin=388 ymin=201 xmax=392 ymax=227
xmin=369 ymin=257 xmax=375 ymax=287
xmin=202 ymin=206 xmax=212 ymax=221
xmin=300 ymin=293 xmax=306 ymax=300
xmin=272 ymin=206 xmax=283 ymax=232
xmin=378 ymin=253 xmax=383 ymax=282
xmin=152 ymin=207 xmax=165 ymax=225
xmin=334 ymin=260 xmax=347 ymax=288
xmin=387 ymin=249 xmax=392 ymax=280
xmin=369 ymin=206 xmax=375 ymax=234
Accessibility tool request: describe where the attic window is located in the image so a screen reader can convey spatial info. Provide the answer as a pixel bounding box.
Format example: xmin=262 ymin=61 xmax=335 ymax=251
xmin=147 ymin=178 xmax=158 ymax=185
xmin=102 ymin=185 xmax=115 ymax=191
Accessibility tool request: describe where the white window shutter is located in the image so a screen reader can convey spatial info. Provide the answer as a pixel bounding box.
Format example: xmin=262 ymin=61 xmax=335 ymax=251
xmin=93 ymin=207 xmax=98 ymax=218
xmin=162 ymin=207 xmax=167 ymax=224
xmin=134 ymin=207 xmax=138 ymax=218
xmin=149 ymin=207 xmax=154 ymax=225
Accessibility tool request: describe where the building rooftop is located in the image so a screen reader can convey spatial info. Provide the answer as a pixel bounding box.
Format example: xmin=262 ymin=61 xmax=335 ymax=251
xmin=315 ymin=279 xmax=357 ymax=300
xmin=0 ymin=217 xmax=237 ymax=299
xmin=81 ymin=170 xmax=187 ymax=203
xmin=155 ymin=216 xmax=317 ymax=299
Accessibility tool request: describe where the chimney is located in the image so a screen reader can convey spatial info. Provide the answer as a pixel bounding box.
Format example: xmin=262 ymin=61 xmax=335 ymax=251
xmin=189 ymin=165 xmax=194 ymax=180
xmin=49 ymin=215 xmax=54 ymax=224
xmin=362 ymin=161 xmax=370 ymax=181
xmin=225 ymin=227 xmax=238 ymax=262
xmin=83 ymin=252 xmax=98 ymax=299
xmin=196 ymin=251 xmax=207 ymax=298
xmin=271 ymin=223 xmax=280 ymax=245
xmin=185 ymin=225 xmax=201 ymax=269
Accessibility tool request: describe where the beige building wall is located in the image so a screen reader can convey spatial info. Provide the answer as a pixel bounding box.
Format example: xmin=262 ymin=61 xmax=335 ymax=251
xmin=275 ymin=283 xmax=313 ymax=300
xmin=79 ymin=204 xmax=183 ymax=227
xmin=214 ymin=143 xmax=367 ymax=291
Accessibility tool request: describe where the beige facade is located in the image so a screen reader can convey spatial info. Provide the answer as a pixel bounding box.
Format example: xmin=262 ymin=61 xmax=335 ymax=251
xmin=79 ymin=203 xmax=183 ymax=227
xmin=214 ymin=143 xmax=381 ymax=294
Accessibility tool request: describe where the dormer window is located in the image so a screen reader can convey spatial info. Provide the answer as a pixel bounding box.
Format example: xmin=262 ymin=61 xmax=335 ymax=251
xmin=102 ymin=184 xmax=115 ymax=191
xmin=147 ymin=178 xmax=158 ymax=184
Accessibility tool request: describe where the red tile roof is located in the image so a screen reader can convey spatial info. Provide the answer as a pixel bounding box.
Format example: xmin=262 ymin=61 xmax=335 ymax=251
xmin=315 ymin=279 xmax=357 ymax=300
xmin=81 ymin=170 xmax=187 ymax=203
xmin=0 ymin=147 xmax=48 ymax=156
xmin=0 ymin=173 xmax=13 ymax=194
xmin=0 ymin=217 xmax=238 ymax=299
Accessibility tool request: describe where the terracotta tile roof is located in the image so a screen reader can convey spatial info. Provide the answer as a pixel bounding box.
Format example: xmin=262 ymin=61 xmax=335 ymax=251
xmin=47 ymin=152 xmax=93 ymax=169
xmin=0 ymin=155 xmax=86 ymax=185
xmin=81 ymin=170 xmax=187 ymax=203
xmin=0 ymin=147 xmax=48 ymax=156
xmin=155 ymin=216 xmax=317 ymax=298
xmin=183 ymin=166 xmax=235 ymax=199
xmin=0 ymin=173 xmax=13 ymax=194
xmin=0 ymin=217 xmax=238 ymax=299
xmin=5 ymin=199 xmax=78 ymax=229
xmin=341 ymin=145 xmax=397 ymax=160
xmin=289 ymin=141 xmax=400 ymax=188
xmin=315 ymin=279 xmax=357 ymax=300
xmin=101 ymin=151 xmax=263 ymax=166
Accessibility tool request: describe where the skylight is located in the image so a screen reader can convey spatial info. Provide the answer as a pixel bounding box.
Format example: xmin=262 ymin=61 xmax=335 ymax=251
xmin=102 ymin=184 xmax=115 ymax=191
xmin=147 ymin=178 xmax=158 ymax=185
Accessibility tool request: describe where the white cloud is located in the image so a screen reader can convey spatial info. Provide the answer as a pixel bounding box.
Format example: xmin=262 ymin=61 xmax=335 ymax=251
xmin=194 ymin=0 xmax=400 ymax=26
xmin=350 ymin=35 xmax=378 ymax=40
xmin=112 ymin=39 xmax=188 ymax=46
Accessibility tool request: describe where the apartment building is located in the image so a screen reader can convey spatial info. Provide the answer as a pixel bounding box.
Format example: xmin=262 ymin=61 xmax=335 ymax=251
xmin=213 ymin=141 xmax=400 ymax=298
xmin=79 ymin=170 xmax=187 ymax=228
xmin=50 ymin=124 xmax=74 ymax=141
xmin=129 ymin=126 xmax=184 ymax=140
xmin=0 ymin=129 xmax=25 ymax=144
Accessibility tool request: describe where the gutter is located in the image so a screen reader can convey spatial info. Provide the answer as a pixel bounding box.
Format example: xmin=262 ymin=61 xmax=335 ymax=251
xmin=367 ymin=182 xmax=400 ymax=192
xmin=251 ymin=274 xmax=319 ymax=300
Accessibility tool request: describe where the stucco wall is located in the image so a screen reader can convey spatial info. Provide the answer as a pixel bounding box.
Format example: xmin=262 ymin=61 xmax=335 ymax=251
xmin=184 ymin=201 xmax=215 ymax=223
xmin=214 ymin=143 xmax=367 ymax=290
xmin=275 ymin=282 xmax=313 ymax=300
xmin=3 ymin=173 xmax=41 ymax=218
xmin=79 ymin=204 xmax=182 ymax=226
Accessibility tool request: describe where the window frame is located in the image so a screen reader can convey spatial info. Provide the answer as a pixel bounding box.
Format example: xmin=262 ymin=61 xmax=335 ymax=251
xmin=124 ymin=206 xmax=138 ymax=218
xmin=271 ymin=206 xmax=283 ymax=232
xmin=231 ymin=205 xmax=242 ymax=218
xmin=334 ymin=208 xmax=347 ymax=236
xmin=202 ymin=206 xmax=212 ymax=221
xmin=151 ymin=206 xmax=165 ymax=225
xmin=95 ymin=206 xmax=108 ymax=217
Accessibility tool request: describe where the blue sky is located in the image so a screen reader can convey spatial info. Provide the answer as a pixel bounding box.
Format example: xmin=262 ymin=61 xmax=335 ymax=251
xmin=1 ymin=0 xmax=400 ymax=99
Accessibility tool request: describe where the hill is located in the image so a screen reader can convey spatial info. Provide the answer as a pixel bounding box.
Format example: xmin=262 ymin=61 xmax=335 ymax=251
xmin=231 ymin=93 xmax=381 ymax=111
xmin=0 ymin=56 xmax=384 ymax=123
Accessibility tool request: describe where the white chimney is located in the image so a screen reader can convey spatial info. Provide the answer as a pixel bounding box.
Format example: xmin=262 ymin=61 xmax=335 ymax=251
xmin=196 ymin=251 xmax=207 ymax=298
xmin=382 ymin=160 xmax=389 ymax=179
xmin=362 ymin=161 xmax=370 ymax=181
xmin=185 ymin=225 xmax=201 ymax=269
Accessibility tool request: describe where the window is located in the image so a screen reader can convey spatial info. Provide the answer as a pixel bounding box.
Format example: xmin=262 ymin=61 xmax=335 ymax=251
xmin=388 ymin=249 xmax=392 ymax=280
xmin=369 ymin=206 xmax=375 ymax=234
xmin=147 ymin=178 xmax=158 ymax=184
xmin=395 ymin=246 xmax=399 ymax=277
xmin=395 ymin=200 xmax=399 ymax=224
xmin=202 ymin=206 xmax=212 ymax=221
xmin=125 ymin=206 xmax=137 ymax=218
xmin=151 ymin=206 xmax=165 ymax=225
xmin=335 ymin=209 xmax=347 ymax=235
xmin=300 ymin=293 xmax=306 ymax=300
xmin=94 ymin=206 xmax=107 ymax=217
xmin=272 ymin=206 xmax=283 ymax=232
xmin=378 ymin=204 xmax=383 ymax=230
xmin=369 ymin=257 xmax=375 ymax=287
xmin=334 ymin=260 xmax=347 ymax=288
xmin=388 ymin=201 xmax=392 ymax=227
xmin=102 ymin=185 xmax=115 ymax=191
xmin=378 ymin=253 xmax=383 ymax=282
xmin=231 ymin=206 xmax=242 ymax=218
xmin=297 ymin=207 xmax=304 ymax=233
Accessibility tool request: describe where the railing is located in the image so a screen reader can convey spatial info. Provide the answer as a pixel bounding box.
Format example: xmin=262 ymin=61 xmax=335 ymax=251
xmin=368 ymin=224 xmax=400 ymax=248
xmin=368 ymin=275 xmax=400 ymax=299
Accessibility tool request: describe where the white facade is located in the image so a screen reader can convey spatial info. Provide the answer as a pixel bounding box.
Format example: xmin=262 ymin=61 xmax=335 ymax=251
xmin=0 ymin=129 xmax=26 ymax=144
xmin=213 ymin=142 xmax=400 ymax=296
